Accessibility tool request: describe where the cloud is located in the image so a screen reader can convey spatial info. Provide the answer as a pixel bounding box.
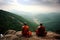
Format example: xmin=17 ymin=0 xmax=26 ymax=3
xmin=0 ymin=0 xmax=17 ymax=9
xmin=0 ymin=0 xmax=12 ymax=6
xmin=0 ymin=0 xmax=60 ymax=13
xmin=18 ymin=0 xmax=60 ymax=5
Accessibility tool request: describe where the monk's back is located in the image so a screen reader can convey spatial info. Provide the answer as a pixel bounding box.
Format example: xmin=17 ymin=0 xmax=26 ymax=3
xmin=22 ymin=25 xmax=29 ymax=32
xmin=38 ymin=26 xmax=45 ymax=32
xmin=22 ymin=24 xmax=32 ymax=37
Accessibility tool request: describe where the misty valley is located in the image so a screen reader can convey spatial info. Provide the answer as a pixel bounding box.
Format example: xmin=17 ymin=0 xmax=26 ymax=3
xmin=0 ymin=10 xmax=60 ymax=34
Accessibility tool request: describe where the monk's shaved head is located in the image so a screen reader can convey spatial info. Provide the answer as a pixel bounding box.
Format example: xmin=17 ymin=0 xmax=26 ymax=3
xmin=40 ymin=23 xmax=43 ymax=26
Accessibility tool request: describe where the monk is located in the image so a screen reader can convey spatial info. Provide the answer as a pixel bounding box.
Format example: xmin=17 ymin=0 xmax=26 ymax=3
xmin=36 ymin=23 xmax=47 ymax=36
xmin=22 ymin=23 xmax=32 ymax=37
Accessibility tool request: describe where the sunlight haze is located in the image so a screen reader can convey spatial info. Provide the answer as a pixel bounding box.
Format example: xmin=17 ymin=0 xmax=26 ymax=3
xmin=0 ymin=0 xmax=60 ymax=14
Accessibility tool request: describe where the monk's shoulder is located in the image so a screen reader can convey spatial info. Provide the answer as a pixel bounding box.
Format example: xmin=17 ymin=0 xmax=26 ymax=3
xmin=26 ymin=26 xmax=29 ymax=28
xmin=37 ymin=26 xmax=40 ymax=28
xmin=22 ymin=26 xmax=24 ymax=28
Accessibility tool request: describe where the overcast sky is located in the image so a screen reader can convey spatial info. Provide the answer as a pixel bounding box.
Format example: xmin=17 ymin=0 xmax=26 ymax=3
xmin=0 ymin=0 xmax=60 ymax=13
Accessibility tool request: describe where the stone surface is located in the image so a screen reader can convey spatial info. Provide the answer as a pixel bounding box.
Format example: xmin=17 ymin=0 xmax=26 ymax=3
xmin=1 ymin=30 xmax=60 ymax=40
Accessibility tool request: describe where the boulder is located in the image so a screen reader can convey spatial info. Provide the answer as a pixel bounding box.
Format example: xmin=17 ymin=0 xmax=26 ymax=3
xmin=15 ymin=31 xmax=22 ymax=37
xmin=4 ymin=30 xmax=16 ymax=35
xmin=4 ymin=34 xmax=19 ymax=40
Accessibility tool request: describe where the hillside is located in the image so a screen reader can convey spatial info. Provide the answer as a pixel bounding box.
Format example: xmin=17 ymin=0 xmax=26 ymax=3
xmin=0 ymin=10 xmax=37 ymax=34
xmin=12 ymin=11 xmax=60 ymax=34
xmin=11 ymin=10 xmax=60 ymax=34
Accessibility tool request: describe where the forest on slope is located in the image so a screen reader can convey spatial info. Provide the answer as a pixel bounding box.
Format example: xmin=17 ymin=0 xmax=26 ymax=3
xmin=0 ymin=10 xmax=37 ymax=34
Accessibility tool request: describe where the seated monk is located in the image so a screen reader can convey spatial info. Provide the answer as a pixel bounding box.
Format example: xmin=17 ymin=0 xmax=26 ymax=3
xmin=22 ymin=23 xmax=32 ymax=37
xmin=36 ymin=23 xmax=47 ymax=36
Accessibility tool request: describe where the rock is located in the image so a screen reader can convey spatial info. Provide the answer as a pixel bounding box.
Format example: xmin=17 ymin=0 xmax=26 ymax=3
xmin=1 ymin=30 xmax=60 ymax=40
xmin=18 ymin=31 xmax=60 ymax=40
xmin=15 ymin=31 xmax=22 ymax=37
xmin=4 ymin=30 xmax=16 ymax=35
xmin=0 ymin=34 xmax=4 ymax=38
xmin=4 ymin=34 xmax=19 ymax=40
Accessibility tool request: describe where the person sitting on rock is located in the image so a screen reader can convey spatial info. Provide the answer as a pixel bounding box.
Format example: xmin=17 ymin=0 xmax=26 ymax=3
xmin=36 ymin=23 xmax=47 ymax=36
xmin=22 ymin=23 xmax=32 ymax=37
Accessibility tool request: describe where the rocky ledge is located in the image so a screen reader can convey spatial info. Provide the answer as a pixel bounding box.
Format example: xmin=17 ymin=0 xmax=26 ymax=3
xmin=0 ymin=30 xmax=60 ymax=40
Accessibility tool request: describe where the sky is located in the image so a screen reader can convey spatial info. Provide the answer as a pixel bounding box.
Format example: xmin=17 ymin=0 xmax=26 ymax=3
xmin=0 ymin=0 xmax=60 ymax=13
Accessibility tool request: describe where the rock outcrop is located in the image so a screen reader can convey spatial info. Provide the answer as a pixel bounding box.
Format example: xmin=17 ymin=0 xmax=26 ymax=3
xmin=4 ymin=30 xmax=16 ymax=35
xmin=0 ymin=30 xmax=60 ymax=40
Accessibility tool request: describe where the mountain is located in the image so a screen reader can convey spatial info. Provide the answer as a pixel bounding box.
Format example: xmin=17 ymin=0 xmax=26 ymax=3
xmin=10 ymin=10 xmax=34 ymax=22
xmin=0 ymin=10 xmax=37 ymax=34
xmin=5 ymin=10 xmax=60 ymax=34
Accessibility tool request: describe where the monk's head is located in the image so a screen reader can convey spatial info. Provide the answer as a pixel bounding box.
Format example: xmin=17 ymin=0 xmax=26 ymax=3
xmin=24 ymin=23 xmax=27 ymax=25
xmin=40 ymin=23 xmax=43 ymax=26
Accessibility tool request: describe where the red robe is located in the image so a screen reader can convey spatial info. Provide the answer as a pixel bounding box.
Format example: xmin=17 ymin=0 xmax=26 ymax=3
xmin=22 ymin=25 xmax=32 ymax=37
xmin=36 ymin=26 xmax=47 ymax=36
